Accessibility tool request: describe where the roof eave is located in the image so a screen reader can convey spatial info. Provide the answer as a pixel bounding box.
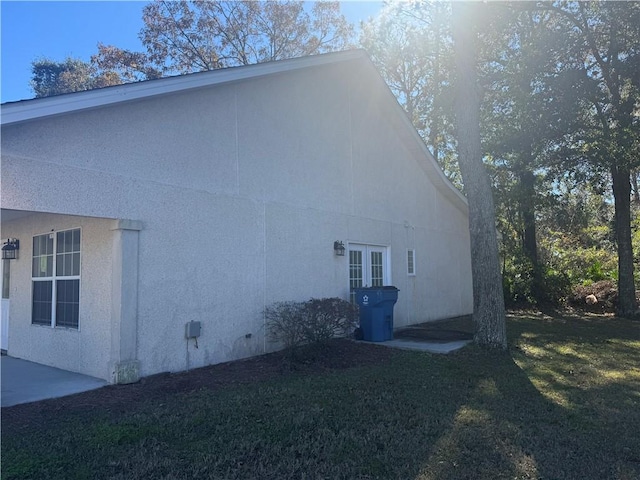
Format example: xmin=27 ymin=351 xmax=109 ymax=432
xmin=1 ymin=49 xmax=367 ymax=126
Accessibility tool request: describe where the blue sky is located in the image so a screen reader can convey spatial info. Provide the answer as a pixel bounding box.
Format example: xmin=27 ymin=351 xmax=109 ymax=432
xmin=1 ymin=1 xmax=382 ymax=103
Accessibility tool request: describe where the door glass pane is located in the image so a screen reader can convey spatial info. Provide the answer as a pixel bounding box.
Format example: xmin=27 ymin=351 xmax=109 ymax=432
xmin=349 ymin=250 xmax=363 ymax=303
xmin=370 ymin=251 xmax=384 ymax=287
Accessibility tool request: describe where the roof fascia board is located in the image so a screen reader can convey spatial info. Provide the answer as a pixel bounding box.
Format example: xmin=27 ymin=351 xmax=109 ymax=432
xmin=1 ymin=49 xmax=366 ymax=126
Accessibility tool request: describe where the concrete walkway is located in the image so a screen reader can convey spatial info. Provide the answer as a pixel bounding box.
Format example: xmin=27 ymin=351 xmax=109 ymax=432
xmin=1 ymin=356 xmax=107 ymax=407
xmin=362 ymin=338 xmax=471 ymax=354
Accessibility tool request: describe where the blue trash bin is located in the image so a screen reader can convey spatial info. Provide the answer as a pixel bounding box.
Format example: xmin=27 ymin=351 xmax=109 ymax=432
xmin=354 ymin=286 xmax=399 ymax=341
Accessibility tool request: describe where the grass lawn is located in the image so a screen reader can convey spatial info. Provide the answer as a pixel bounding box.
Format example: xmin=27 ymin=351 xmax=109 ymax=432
xmin=2 ymin=311 xmax=639 ymax=479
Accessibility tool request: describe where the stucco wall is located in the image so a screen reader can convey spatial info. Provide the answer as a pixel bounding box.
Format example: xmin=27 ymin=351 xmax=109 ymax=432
xmin=1 ymin=58 xmax=472 ymax=378
xmin=0 ymin=214 xmax=113 ymax=379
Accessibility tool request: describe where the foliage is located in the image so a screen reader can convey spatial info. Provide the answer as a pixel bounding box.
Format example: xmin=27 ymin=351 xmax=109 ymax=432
xmin=30 ymin=57 xmax=121 ymax=98
xmin=535 ymin=183 xmax=620 ymax=287
xmin=31 ymin=1 xmax=354 ymax=96
xmin=93 ymin=1 xmax=353 ymax=81
xmin=265 ymin=297 xmax=358 ymax=355
xmin=299 ymin=297 xmax=359 ymax=345
xmin=541 ymin=237 xmax=618 ymax=285
xmin=540 ymin=1 xmax=640 ymax=316
xmin=359 ymin=2 xmax=460 ymax=187
xmin=3 ymin=314 xmax=639 ymax=479
xmin=361 ymin=1 xmax=638 ymax=314
xmin=502 ymin=251 xmax=571 ymax=307
xmin=264 ymin=301 xmax=304 ymax=352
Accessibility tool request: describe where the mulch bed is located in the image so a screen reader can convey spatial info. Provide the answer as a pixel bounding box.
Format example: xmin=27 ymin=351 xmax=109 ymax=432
xmin=1 ymin=339 xmax=396 ymax=433
xmin=2 ymin=316 xmax=476 ymax=433
xmin=568 ymin=280 xmax=640 ymax=314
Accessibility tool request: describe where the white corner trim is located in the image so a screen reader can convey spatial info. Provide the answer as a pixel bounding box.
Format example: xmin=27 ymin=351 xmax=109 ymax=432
xmin=110 ymin=219 xmax=143 ymax=231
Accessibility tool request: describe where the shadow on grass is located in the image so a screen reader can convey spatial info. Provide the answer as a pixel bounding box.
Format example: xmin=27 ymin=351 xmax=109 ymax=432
xmin=1 ymin=312 xmax=638 ymax=479
xmin=412 ymin=347 xmax=638 ymax=479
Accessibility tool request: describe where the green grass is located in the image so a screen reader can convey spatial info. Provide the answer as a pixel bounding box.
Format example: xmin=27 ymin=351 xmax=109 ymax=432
xmin=2 ymin=312 xmax=639 ymax=479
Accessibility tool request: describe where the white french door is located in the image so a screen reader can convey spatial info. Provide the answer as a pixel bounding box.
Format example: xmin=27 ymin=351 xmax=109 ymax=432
xmin=348 ymin=244 xmax=389 ymax=302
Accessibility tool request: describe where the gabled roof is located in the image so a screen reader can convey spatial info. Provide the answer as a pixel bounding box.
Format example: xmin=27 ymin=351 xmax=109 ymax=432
xmin=1 ymin=50 xmax=367 ymax=126
xmin=1 ymin=49 xmax=467 ymax=210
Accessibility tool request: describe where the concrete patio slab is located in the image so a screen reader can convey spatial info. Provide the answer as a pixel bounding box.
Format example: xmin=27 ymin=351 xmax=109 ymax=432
xmin=361 ymin=338 xmax=471 ymax=354
xmin=1 ymin=356 xmax=107 ymax=407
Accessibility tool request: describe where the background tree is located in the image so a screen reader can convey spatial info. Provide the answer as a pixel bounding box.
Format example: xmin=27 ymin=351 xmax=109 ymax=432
xmin=539 ymin=1 xmax=640 ymax=316
xmin=31 ymin=1 xmax=354 ymax=95
xmin=359 ymin=2 xmax=460 ymax=187
xmin=452 ymin=1 xmax=507 ymax=348
xmin=479 ymin=4 xmax=588 ymax=304
xmin=30 ymin=57 xmax=120 ymax=98
xmin=94 ymin=0 xmax=354 ymax=78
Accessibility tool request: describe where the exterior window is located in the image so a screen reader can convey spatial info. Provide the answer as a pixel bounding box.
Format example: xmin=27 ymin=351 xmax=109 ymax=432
xmin=407 ymin=249 xmax=416 ymax=276
xmin=32 ymin=229 xmax=81 ymax=328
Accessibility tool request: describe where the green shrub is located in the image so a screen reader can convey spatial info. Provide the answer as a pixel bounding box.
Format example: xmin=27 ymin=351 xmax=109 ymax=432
xmin=265 ymin=298 xmax=359 ymax=357
xmin=264 ymin=301 xmax=305 ymax=352
xmin=538 ymin=231 xmax=618 ymax=285
xmin=535 ymin=266 xmax=572 ymax=305
xmin=502 ymin=252 xmax=571 ymax=307
xmin=300 ymin=298 xmax=359 ymax=344
xmin=502 ymin=254 xmax=536 ymax=306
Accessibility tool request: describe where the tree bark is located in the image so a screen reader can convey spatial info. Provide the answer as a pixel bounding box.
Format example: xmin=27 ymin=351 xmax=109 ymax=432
xmin=452 ymin=2 xmax=507 ymax=348
xmin=611 ymin=165 xmax=637 ymax=317
xmin=632 ymin=169 xmax=640 ymax=206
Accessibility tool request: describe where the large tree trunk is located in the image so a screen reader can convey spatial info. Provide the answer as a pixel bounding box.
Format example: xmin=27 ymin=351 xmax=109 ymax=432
xmin=632 ymin=169 xmax=640 ymax=205
xmin=518 ymin=163 xmax=541 ymax=300
xmin=452 ymin=1 xmax=507 ymax=348
xmin=611 ymin=165 xmax=637 ymax=317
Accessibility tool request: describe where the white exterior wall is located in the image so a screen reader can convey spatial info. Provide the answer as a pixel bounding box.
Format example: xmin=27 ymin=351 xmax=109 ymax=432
xmin=1 ymin=58 xmax=472 ymax=380
xmin=0 ymin=214 xmax=113 ymax=379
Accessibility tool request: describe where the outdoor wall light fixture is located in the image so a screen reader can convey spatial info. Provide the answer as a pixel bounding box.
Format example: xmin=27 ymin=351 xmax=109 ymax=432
xmin=2 ymin=238 xmax=20 ymax=260
xmin=334 ymin=241 xmax=345 ymax=256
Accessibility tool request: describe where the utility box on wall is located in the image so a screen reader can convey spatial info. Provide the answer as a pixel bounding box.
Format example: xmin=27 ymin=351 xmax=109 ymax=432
xmin=185 ymin=321 xmax=201 ymax=339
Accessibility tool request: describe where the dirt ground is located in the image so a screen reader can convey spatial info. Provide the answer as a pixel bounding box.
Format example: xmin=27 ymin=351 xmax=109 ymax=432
xmin=2 ymin=316 xmax=475 ymax=433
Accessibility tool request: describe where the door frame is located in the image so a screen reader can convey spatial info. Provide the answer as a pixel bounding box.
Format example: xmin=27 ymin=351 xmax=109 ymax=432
xmin=347 ymin=242 xmax=391 ymax=299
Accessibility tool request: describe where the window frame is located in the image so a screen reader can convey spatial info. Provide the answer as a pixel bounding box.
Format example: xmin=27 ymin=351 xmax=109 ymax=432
xmin=31 ymin=228 xmax=81 ymax=329
xmin=407 ymin=249 xmax=416 ymax=276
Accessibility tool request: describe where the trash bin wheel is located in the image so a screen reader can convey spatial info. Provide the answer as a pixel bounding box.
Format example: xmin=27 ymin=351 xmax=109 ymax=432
xmin=354 ymin=327 xmax=364 ymax=340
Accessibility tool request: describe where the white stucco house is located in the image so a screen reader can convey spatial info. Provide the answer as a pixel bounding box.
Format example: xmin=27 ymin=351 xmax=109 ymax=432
xmin=1 ymin=50 xmax=472 ymax=384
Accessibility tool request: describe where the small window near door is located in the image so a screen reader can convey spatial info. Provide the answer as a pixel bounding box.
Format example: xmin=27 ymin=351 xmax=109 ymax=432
xmin=407 ymin=249 xmax=416 ymax=276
